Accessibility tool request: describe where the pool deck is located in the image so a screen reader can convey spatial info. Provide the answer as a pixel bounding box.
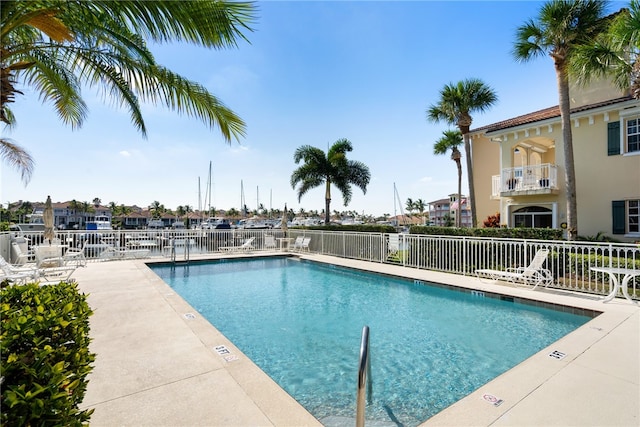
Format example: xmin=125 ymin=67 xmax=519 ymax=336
xmin=75 ymin=253 xmax=639 ymax=426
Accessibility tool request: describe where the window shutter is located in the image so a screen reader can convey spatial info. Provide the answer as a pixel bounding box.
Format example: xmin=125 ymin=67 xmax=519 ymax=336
xmin=607 ymin=121 xmax=620 ymax=155
xmin=612 ymin=200 xmax=626 ymax=234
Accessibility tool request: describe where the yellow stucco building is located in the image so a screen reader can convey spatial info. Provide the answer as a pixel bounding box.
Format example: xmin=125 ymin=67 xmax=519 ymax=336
xmin=469 ymin=81 xmax=639 ymax=241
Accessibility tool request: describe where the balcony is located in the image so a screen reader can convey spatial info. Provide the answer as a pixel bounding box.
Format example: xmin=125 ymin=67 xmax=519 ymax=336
xmin=492 ymin=163 xmax=559 ymax=197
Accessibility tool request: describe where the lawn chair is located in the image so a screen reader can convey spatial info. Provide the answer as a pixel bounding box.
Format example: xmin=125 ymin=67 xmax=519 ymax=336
xmin=299 ymin=237 xmax=311 ymax=252
xmin=11 ymin=237 xmax=35 ymax=265
xmin=476 ymin=249 xmax=553 ymax=290
xmin=387 ymin=234 xmax=400 ymax=261
xmin=63 ymin=241 xmax=88 ymax=267
xmin=0 ymin=256 xmax=39 ymax=284
xmin=264 ymin=235 xmax=277 ymax=250
xmin=290 ymin=236 xmax=304 ymax=251
xmin=220 ymin=237 xmax=255 ymax=253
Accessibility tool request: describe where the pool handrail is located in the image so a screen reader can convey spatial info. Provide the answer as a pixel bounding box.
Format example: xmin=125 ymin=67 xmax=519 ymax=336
xmin=356 ymin=325 xmax=372 ymax=427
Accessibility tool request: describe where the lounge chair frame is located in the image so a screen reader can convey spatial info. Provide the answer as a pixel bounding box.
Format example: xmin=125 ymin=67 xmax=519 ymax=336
xmin=476 ymin=249 xmax=553 ymax=290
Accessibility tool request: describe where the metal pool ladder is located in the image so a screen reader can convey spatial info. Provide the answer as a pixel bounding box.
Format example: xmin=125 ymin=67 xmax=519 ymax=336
xmin=169 ymin=238 xmax=190 ymax=264
xmin=356 ymin=325 xmax=372 ymax=427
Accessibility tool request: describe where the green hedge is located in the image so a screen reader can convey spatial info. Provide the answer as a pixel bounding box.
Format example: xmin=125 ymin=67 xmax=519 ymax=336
xmin=298 ymin=224 xmax=397 ymax=233
xmin=409 ymin=225 xmax=564 ymax=240
xmin=1 ymin=281 xmax=95 ymax=426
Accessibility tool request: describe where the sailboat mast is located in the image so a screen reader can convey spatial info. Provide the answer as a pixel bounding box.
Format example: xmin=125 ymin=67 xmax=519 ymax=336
xmin=240 ymin=180 xmax=246 ymax=217
xmin=208 ymin=161 xmax=212 ymax=216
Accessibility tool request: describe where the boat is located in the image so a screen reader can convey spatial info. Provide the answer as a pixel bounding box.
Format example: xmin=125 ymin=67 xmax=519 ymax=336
xmin=86 ymin=215 xmax=112 ymax=231
xmin=10 ymin=213 xmax=46 ymax=233
xmin=201 ymin=217 xmax=231 ymax=230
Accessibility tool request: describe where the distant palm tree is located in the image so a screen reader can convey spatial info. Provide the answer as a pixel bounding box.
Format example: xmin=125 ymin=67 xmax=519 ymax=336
xmin=514 ymin=0 xmax=608 ymax=239
xmin=434 ymin=130 xmax=464 ymax=227
xmin=414 ymin=199 xmax=427 ymax=224
xmin=405 ymin=198 xmax=415 ymax=217
xmin=291 ymin=138 xmax=371 ymax=224
xmin=1 ymin=0 xmax=256 ymax=182
xmin=427 ymin=78 xmax=497 ymax=228
xmin=149 ymin=201 xmax=165 ymax=219
xmin=570 ymin=0 xmax=640 ymax=99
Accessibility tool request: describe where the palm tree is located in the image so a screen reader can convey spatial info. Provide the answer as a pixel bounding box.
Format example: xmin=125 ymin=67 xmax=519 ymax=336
xmin=570 ymin=0 xmax=640 ymax=99
xmin=414 ymin=199 xmax=427 ymax=225
xmin=1 ymin=0 xmax=256 ymax=183
xmin=514 ymin=0 xmax=608 ymax=240
xmin=405 ymin=198 xmax=415 ymax=217
xmin=149 ymin=201 xmax=164 ymax=219
xmin=434 ymin=130 xmax=464 ymax=227
xmin=427 ymin=78 xmax=497 ymax=228
xmin=291 ymin=138 xmax=371 ymax=224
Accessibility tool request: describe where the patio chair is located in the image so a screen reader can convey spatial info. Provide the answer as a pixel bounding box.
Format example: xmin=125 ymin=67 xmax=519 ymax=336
xmin=220 ymin=237 xmax=255 ymax=253
xmin=264 ymin=235 xmax=277 ymax=250
xmin=290 ymin=236 xmax=304 ymax=251
xmin=63 ymin=241 xmax=88 ymax=267
xmin=11 ymin=238 xmax=35 ymax=265
xmin=387 ymin=234 xmax=400 ymax=261
xmin=299 ymin=237 xmax=311 ymax=252
xmin=475 ymin=249 xmax=553 ymax=290
xmin=0 ymin=256 xmax=39 ymax=284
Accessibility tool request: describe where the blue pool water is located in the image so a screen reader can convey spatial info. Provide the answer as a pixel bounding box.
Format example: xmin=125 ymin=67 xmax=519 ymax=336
xmin=150 ymin=257 xmax=591 ymax=426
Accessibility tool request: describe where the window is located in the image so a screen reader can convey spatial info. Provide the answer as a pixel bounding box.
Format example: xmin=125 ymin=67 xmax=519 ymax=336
xmin=627 ymin=117 xmax=640 ymax=153
xmin=612 ymin=199 xmax=640 ymax=234
xmin=512 ymin=206 xmax=552 ymax=228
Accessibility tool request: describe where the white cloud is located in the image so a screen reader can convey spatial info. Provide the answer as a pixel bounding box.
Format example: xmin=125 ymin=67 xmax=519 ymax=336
xmin=119 ymin=150 xmax=131 ymax=157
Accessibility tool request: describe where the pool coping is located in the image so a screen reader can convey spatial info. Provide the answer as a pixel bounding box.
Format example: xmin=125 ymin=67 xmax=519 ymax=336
xmin=76 ymin=252 xmax=639 ymax=426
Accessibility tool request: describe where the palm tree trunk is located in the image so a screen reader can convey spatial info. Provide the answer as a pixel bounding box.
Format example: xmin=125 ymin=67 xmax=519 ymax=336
xmin=324 ymin=181 xmax=331 ymax=224
xmin=462 ymin=133 xmax=477 ymax=228
xmin=456 ymin=160 xmax=462 ymax=228
xmin=556 ymin=63 xmax=578 ymax=240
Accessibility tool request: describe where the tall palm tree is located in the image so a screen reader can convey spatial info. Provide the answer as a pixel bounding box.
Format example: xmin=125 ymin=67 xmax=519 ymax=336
xmin=570 ymin=0 xmax=639 ymax=99
xmin=291 ymin=138 xmax=371 ymax=224
xmin=514 ymin=0 xmax=608 ymax=240
xmin=427 ymin=78 xmax=497 ymax=228
xmin=1 ymin=0 xmax=256 ymax=183
xmin=434 ymin=130 xmax=464 ymax=227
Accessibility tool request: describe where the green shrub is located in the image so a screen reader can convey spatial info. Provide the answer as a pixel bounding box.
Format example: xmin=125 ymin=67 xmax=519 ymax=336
xmin=300 ymin=224 xmax=397 ymax=233
xmin=409 ymin=225 xmax=564 ymax=240
xmin=1 ymin=282 xmax=95 ymax=426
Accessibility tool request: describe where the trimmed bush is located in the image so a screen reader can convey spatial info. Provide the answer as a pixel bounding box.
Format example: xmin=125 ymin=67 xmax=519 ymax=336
xmin=409 ymin=225 xmax=564 ymax=240
xmin=1 ymin=281 xmax=95 ymax=426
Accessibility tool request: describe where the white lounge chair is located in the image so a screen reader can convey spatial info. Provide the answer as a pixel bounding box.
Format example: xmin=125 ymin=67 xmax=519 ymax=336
xmin=298 ymin=237 xmax=311 ymax=252
xmin=0 ymin=257 xmax=39 ymax=284
xmin=11 ymin=237 xmax=35 ymax=265
xmin=63 ymin=241 xmax=88 ymax=267
xmin=476 ymin=249 xmax=553 ymax=290
xmin=220 ymin=237 xmax=255 ymax=253
xmin=387 ymin=234 xmax=400 ymax=261
xmin=0 ymin=256 xmax=76 ymax=284
xmin=264 ymin=235 xmax=277 ymax=250
xmin=290 ymin=236 xmax=303 ymax=251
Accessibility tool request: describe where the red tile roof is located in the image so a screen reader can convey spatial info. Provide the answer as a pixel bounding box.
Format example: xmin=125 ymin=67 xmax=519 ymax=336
xmin=472 ymin=95 xmax=634 ymax=134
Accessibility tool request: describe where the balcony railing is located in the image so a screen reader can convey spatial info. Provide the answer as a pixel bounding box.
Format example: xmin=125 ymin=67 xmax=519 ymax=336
xmin=492 ymin=163 xmax=558 ymax=196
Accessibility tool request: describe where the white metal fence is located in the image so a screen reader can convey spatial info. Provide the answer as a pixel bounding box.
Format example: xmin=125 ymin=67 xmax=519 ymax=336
xmin=3 ymin=229 xmax=638 ymax=301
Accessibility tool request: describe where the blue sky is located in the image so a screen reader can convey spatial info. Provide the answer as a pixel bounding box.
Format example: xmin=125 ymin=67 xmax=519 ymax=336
xmin=1 ymin=1 xmax=625 ymax=217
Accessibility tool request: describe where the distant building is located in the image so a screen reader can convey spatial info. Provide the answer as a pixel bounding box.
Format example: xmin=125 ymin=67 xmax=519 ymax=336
xmin=429 ymin=194 xmax=472 ymax=227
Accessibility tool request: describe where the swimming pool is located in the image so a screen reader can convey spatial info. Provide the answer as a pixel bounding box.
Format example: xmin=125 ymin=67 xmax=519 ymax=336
xmin=150 ymin=257 xmax=592 ymax=426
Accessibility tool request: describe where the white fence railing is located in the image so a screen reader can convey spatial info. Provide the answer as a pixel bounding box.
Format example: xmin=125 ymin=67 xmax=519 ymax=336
xmin=3 ymin=229 xmax=638 ymax=301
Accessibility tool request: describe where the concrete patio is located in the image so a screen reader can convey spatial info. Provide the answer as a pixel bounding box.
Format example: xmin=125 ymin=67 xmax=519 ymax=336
xmin=75 ymin=254 xmax=639 ymax=426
